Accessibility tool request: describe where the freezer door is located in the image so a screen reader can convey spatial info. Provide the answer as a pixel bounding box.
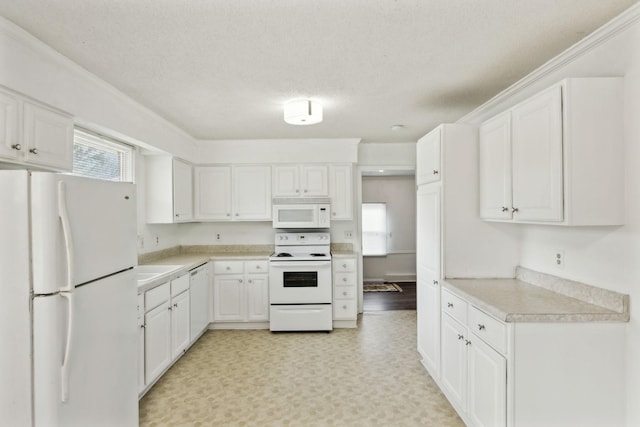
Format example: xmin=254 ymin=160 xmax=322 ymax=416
xmin=0 ymin=170 xmax=33 ymax=426
xmin=33 ymin=270 xmax=138 ymax=427
xmin=31 ymin=172 xmax=137 ymax=294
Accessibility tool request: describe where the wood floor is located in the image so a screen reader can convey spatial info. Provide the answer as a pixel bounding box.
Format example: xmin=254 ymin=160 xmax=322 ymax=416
xmin=363 ymin=281 xmax=416 ymax=311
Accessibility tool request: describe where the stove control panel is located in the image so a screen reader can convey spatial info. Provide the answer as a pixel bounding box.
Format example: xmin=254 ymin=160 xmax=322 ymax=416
xmin=275 ymin=232 xmax=330 ymax=245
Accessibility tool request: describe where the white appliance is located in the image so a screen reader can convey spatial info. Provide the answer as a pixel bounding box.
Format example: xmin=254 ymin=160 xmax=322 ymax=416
xmin=272 ymin=197 xmax=331 ymax=229
xmin=0 ymin=170 xmax=138 ymax=427
xmin=269 ymin=231 xmax=332 ymax=331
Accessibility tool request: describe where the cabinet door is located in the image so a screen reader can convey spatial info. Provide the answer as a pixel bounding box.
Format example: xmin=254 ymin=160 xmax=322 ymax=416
xmin=417 ymin=275 xmax=440 ymax=377
xmin=137 ymin=314 xmax=145 ymax=393
xmin=467 ymin=334 xmax=507 ymax=427
xmin=272 ymin=165 xmax=300 ymax=197
xmin=170 ymin=290 xmax=190 ymax=359
xmin=329 ymin=165 xmax=353 ymax=220
xmin=0 ymin=91 xmax=19 ymax=161
xmin=144 ymin=301 xmax=172 ymax=384
xmin=479 ymin=112 xmax=512 ymax=220
xmin=194 ymin=166 xmax=232 ymax=220
xmin=23 ymin=102 xmax=73 ymax=171
xmin=511 ymin=85 xmax=563 ymax=222
xmin=416 ymin=185 xmax=441 ymax=279
xmin=173 ymin=159 xmax=193 ymax=222
xmin=441 ymin=313 xmax=468 ymax=412
xmin=416 ymin=127 xmax=441 ymax=185
xmin=301 ymin=165 xmax=328 ymax=196
xmin=246 ymin=274 xmax=269 ymax=322
xmin=233 ymin=165 xmax=271 ymax=220
xmin=212 ymin=276 xmax=245 ymax=322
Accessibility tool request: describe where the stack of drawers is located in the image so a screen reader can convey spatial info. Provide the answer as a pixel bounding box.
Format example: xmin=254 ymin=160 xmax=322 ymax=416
xmin=332 ymin=257 xmax=357 ymax=321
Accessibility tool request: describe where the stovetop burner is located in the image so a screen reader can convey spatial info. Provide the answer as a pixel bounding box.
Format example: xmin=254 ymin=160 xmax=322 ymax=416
xmin=276 ymin=252 xmax=293 ymax=257
xmin=310 ymin=253 xmax=327 ymax=257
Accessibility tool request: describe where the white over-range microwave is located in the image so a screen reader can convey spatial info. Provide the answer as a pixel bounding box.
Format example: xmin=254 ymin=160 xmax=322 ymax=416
xmin=272 ymin=197 xmax=331 ymax=229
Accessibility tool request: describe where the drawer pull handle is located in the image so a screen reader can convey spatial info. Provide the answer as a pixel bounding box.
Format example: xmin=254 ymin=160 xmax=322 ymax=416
xmin=433 ymin=170 xmax=439 ymax=175
xmin=457 ymin=334 xmax=464 ymax=340
xmin=173 ymin=303 xmax=178 ymax=308
xmin=447 ymin=302 xmax=453 ymax=308
xmin=501 ymin=206 xmax=508 ymax=212
xmin=226 ymin=266 xmax=231 ymax=270
xmin=343 ymin=305 xmax=347 ymax=310
xmin=29 ymin=148 xmax=39 ymax=155
xmin=11 ymin=143 xmax=22 ymax=151
xmin=168 ymin=306 xmax=172 ymax=311
xmin=465 ymin=340 xmax=472 ymax=346
xmin=343 ymin=291 xmax=348 ymax=296
xmin=478 ymin=324 xmax=485 ymax=331
xmin=256 ymin=265 xmax=261 ymax=269
xmin=342 ymin=278 xmax=347 ymax=282
xmin=512 ymin=207 xmax=519 ymax=213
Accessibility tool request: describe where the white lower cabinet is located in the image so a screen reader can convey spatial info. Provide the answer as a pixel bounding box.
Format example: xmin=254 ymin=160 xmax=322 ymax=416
xmin=440 ymin=289 xmax=507 ymax=427
xmin=140 ymin=271 xmax=193 ymax=397
xmin=212 ymin=260 xmax=269 ymax=326
xmin=332 ymin=256 xmax=357 ymax=326
xmin=417 ymin=273 xmax=440 ymax=377
xmin=437 ymin=285 xmax=625 ymax=427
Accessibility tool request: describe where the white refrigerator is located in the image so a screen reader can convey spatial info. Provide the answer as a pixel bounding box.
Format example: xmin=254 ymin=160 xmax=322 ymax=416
xmin=0 ymin=170 xmax=139 ymax=426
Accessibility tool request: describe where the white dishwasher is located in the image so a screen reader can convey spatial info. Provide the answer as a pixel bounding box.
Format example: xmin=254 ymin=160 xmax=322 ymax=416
xmin=189 ymin=262 xmax=211 ymax=343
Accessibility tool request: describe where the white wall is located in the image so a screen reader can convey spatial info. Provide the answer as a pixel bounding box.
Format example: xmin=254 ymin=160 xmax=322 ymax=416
xmin=362 ymin=175 xmax=417 ymax=281
xmin=358 ymin=142 xmax=416 ymax=167
xmin=459 ymin=7 xmax=640 ymax=425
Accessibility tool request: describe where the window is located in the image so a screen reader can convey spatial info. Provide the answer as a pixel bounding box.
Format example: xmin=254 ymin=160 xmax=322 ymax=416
xmin=72 ymin=128 xmax=134 ymax=182
xmin=362 ymin=203 xmax=387 ymax=256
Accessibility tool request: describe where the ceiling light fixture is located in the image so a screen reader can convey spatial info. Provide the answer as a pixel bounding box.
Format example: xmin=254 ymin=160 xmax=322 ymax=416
xmin=284 ymin=99 xmax=323 ymax=125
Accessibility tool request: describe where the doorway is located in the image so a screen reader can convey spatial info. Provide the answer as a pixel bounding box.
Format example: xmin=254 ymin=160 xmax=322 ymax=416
xmin=359 ymin=171 xmax=416 ymax=311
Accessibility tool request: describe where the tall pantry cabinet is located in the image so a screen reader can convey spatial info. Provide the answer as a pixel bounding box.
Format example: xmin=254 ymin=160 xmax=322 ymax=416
xmin=416 ymin=124 xmax=519 ymax=381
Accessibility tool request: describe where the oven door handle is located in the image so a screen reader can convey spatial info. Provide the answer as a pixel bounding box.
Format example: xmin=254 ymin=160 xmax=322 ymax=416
xmin=269 ymin=261 xmax=332 ymax=268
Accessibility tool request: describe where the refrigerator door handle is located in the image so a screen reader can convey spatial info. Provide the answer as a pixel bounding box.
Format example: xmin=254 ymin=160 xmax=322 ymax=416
xmin=58 ymin=181 xmax=75 ymax=292
xmin=60 ymin=291 xmax=74 ymax=403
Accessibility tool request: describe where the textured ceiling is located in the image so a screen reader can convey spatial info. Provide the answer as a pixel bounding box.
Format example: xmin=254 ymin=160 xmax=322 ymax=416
xmin=0 ymin=1 xmax=636 ymax=143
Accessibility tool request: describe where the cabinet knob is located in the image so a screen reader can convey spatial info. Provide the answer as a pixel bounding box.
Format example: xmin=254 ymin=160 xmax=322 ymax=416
xmin=304 ymin=189 xmax=308 ymax=193
xmin=465 ymin=340 xmax=472 ymax=346
xmin=433 ymin=170 xmax=439 ymax=175
xmin=343 ymin=305 xmax=347 ymax=310
xmin=342 ymin=263 xmax=347 ymax=268
xmin=238 ymin=279 xmax=243 ymax=283
xmin=141 ymin=324 xmax=145 ymax=329
xmin=235 ymin=213 xmax=239 ymax=216
xmin=248 ymin=279 xmax=252 ymax=283
xmin=342 ymin=277 xmax=347 ymax=282
xmin=168 ymin=306 xmax=173 ymax=311
xmin=447 ymin=302 xmax=453 ymax=308
xmin=295 ymin=189 xmax=300 ymax=193
xmin=256 ymin=265 xmax=261 ymax=269
xmin=343 ymin=291 xmax=348 ymax=296
xmin=11 ymin=143 xmax=21 ymax=151
xmin=29 ymin=148 xmax=38 ymax=155
xmin=478 ymin=324 xmax=485 ymax=331
xmin=333 ymin=212 xmax=336 ymax=216
xmin=226 ymin=213 xmax=231 ymax=217
xmin=226 ymin=266 xmax=231 ymax=270
xmin=432 ymin=280 xmax=439 ymax=285
xmin=173 ymin=303 xmax=178 ymax=308
xmin=457 ymin=334 xmax=464 ymax=340
xmin=501 ymin=207 xmax=508 ymax=212
xmin=512 ymin=207 xmax=519 ymax=213
xmin=175 ymin=214 xmax=180 ymax=217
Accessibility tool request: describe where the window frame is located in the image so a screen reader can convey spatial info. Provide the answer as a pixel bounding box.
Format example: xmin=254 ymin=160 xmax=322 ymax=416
xmin=72 ymin=128 xmax=135 ymax=182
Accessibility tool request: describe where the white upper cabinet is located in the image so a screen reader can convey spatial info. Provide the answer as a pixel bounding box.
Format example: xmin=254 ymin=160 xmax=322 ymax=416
xmin=233 ymin=165 xmax=271 ymax=220
xmin=145 ymin=156 xmax=193 ymax=223
xmin=478 ymin=111 xmax=512 ymax=220
xmin=0 ymin=88 xmax=73 ymax=171
xmin=194 ymin=166 xmax=232 ymax=220
xmin=172 ymin=159 xmax=193 ymax=222
xmin=479 ymin=77 xmax=624 ymax=226
xmin=273 ymin=164 xmax=328 ymax=197
xmin=328 ymin=164 xmax=353 ymax=220
xmin=416 ymin=127 xmax=441 ymax=185
xmin=194 ymin=165 xmax=271 ymax=221
xmin=511 ymin=85 xmax=563 ymax=222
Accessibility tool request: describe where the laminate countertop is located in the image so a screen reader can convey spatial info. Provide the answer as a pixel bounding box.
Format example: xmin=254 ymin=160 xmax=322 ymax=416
xmin=444 ymin=267 xmax=629 ymax=323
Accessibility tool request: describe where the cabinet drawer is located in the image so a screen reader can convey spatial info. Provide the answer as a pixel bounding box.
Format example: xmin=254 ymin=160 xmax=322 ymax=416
xmin=469 ymin=306 xmax=507 ymax=355
xmin=145 ymin=282 xmax=170 ymax=312
xmin=334 ymin=285 xmax=356 ymax=300
xmin=442 ymin=288 xmax=467 ymax=324
xmin=333 ymin=300 xmax=357 ymax=319
xmin=333 ymin=258 xmax=355 ymax=273
xmin=246 ymin=260 xmax=268 ymax=274
xmin=214 ymin=261 xmax=244 ymax=274
xmin=171 ymin=273 xmax=190 ymax=296
xmin=334 ymin=272 xmax=356 ymax=286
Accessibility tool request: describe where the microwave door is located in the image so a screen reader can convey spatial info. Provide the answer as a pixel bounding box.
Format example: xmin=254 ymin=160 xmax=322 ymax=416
xmin=274 ymin=205 xmax=318 ymax=228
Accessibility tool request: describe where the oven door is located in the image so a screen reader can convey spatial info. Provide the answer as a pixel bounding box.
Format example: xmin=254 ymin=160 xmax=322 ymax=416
xmin=269 ymin=260 xmax=332 ymax=304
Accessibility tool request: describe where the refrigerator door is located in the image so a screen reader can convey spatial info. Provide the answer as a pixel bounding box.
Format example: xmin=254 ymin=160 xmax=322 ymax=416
xmin=33 ymin=269 xmax=138 ymax=427
xmin=31 ymin=172 xmax=137 ymax=295
xmin=0 ymin=170 xmax=32 ymax=426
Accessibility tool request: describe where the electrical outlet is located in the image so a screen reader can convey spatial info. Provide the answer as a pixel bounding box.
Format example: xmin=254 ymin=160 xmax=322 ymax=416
xmin=216 ymin=233 xmax=221 ymax=241
xmin=344 ymin=231 xmax=353 ymax=240
xmin=156 ymin=235 xmax=160 ymax=246
xmin=555 ymin=251 xmax=564 ymax=269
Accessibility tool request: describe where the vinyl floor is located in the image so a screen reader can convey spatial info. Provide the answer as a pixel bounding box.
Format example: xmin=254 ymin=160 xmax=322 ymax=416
xmin=139 ymin=310 xmax=462 ymax=426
